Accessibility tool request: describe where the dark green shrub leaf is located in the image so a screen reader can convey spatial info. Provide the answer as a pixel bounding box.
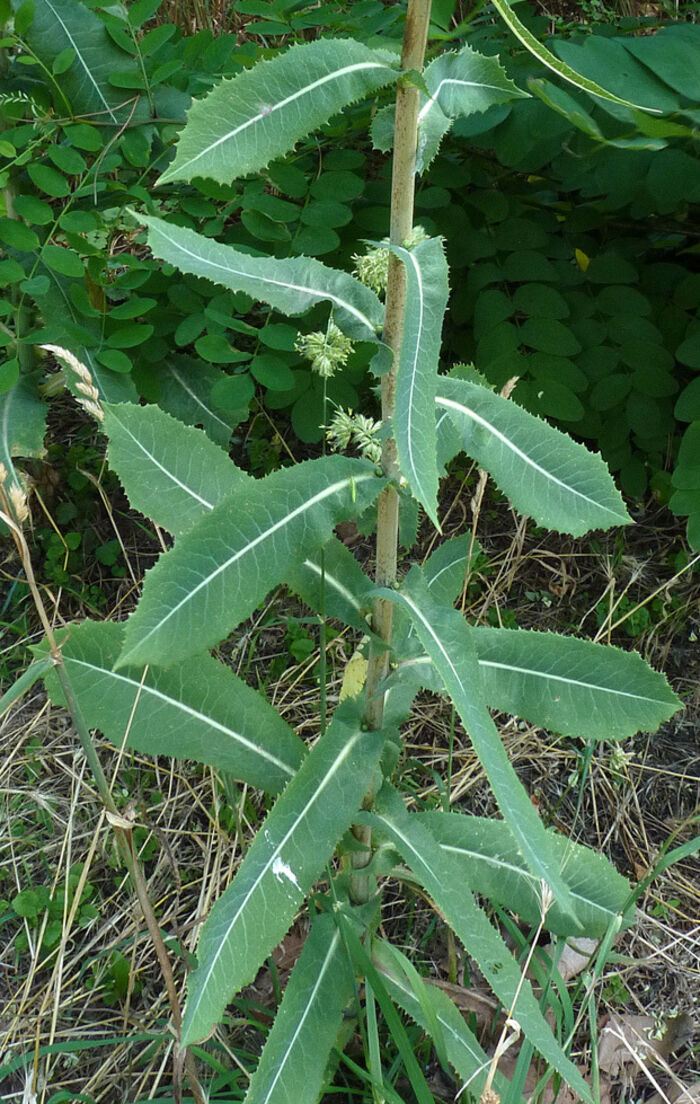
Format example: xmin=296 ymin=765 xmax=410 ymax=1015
xmin=590 ymin=374 xmax=632 ymax=411
xmin=0 ymin=216 xmax=40 ymax=251
xmin=675 ymin=379 xmax=700 ymax=423
xmin=27 ymin=163 xmax=70 ymax=197
xmin=195 ymin=333 xmax=248 ymax=364
xmin=12 ymin=195 xmax=53 ymax=225
xmin=676 ymin=330 xmax=700 ymax=370
xmin=513 ymin=282 xmax=569 ymax=319
xmin=250 ymin=354 xmax=295 ymax=390
xmin=520 ymin=317 xmax=581 ymax=356
xmin=209 ymin=373 xmax=255 ymax=411
xmin=106 ymin=324 xmax=154 ymax=349
xmin=96 ymin=350 xmax=132 ymax=374
xmin=42 ymin=245 xmax=84 ymax=278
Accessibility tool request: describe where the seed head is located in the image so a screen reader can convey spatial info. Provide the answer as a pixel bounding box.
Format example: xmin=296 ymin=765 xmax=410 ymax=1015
xmin=41 ymin=344 xmax=104 ymax=422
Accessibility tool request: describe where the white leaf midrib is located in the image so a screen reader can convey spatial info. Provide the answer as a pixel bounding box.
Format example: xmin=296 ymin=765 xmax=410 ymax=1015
xmin=398 ymin=654 xmax=672 ymax=707
xmin=148 ymin=220 xmax=377 ymax=338
xmin=65 ymin=654 xmax=297 ymax=776
xmin=121 ymin=471 xmax=376 ymax=660
xmin=258 ymin=929 xmax=341 ymax=1103
xmin=166 ymin=60 xmax=392 ymax=179
xmin=42 ymin=0 xmax=119 ymax=123
xmin=187 ymin=729 xmax=363 ymax=1033
xmin=435 ymin=392 xmax=627 ymax=522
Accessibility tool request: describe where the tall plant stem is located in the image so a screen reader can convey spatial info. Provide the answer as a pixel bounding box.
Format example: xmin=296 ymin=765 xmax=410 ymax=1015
xmin=351 ymin=0 xmax=432 ymax=903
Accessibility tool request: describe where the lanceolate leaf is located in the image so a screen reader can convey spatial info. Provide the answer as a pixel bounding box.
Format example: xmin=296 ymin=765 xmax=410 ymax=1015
xmin=136 ymin=214 xmax=383 ymax=343
xmin=436 ymin=376 xmax=630 ymax=535
xmin=490 ymin=0 xmax=658 ymax=112
xmin=118 ymin=457 xmax=383 ymax=668
xmin=181 ymin=701 xmax=385 ymax=1045
xmin=396 ymin=624 xmax=681 ymax=743
xmin=373 ymin=939 xmax=504 ymax=1100
xmin=417 ymin=811 xmax=633 ymax=937
xmin=286 ymin=535 xmax=373 ymax=634
xmin=103 ymin=402 xmax=250 ymax=539
xmin=372 ymin=785 xmax=593 ymax=1103
xmin=391 ymin=237 xmax=448 ymax=527
xmin=418 ymin=44 xmax=528 ymax=169
xmin=467 ymin=626 xmax=681 ymax=741
xmin=245 ymin=915 xmax=355 ymax=1104
xmin=14 ymin=0 xmax=149 ymax=124
xmin=380 ymin=567 xmax=579 ymax=918
xmin=0 ymin=376 xmax=46 ymax=490
xmin=158 ymin=38 xmax=397 ymax=185
xmin=39 ymin=622 xmax=305 ymax=794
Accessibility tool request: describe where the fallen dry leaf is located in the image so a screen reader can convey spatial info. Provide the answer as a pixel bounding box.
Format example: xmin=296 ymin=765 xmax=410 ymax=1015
xmin=598 ymin=1012 xmax=693 ymax=1077
xmin=646 ymin=1081 xmax=700 ymax=1104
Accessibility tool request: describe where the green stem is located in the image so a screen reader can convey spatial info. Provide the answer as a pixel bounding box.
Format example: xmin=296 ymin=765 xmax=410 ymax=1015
xmin=350 ymin=0 xmax=432 ymax=906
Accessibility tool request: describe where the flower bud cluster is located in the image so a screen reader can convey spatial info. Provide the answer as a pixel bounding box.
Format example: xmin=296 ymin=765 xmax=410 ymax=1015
xmin=294 ymin=322 xmax=353 ymax=379
xmin=326 ymin=409 xmax=382 ymax=465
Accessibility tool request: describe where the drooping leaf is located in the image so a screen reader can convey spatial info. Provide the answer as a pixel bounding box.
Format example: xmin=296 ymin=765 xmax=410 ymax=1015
xmin=245 ymin=914 xmax=355 ymax=1104
xmin=118 ymin=457 xmax=383 ymax=668
xmin=417 ymin=811 xmax=633 ymax=937
xmin=371 ymin=784 xmax=593 ymax=1103
xmin=373 ymin=939 xmax=504 ymax=1100
xmin=417 ymin=43 xmax=528 ymax=169
xmin=490 ymin=0 xmax=658 ymax=112
xmin=390 ymin=237 xmax=449 ymax=527
xmin=37 ymin=621 xmax=305 ymax=795
xmin=0 ymin=375 xmax=47 ymax=490
xmin=286 ymin=535 xmax=373 ymax=634
xmin=135 ymin=214 xmax=383 ymax=343
xmin=158 ymin=38 xmax=397 ymax=185
xmin=378 ymin=567 xmax=579 ymax=918
xmin=102 ymin=402 xmax=250 ymax=539
xmin=14 ymin=0 xmax=148 ymax=124
xmin=436 ymin=376 xmax=630 ymax=535
xmin=0 ymin=656 xmax=54 ymax=720
xmin=181 ymin=701 xmax=385 ymax=1045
